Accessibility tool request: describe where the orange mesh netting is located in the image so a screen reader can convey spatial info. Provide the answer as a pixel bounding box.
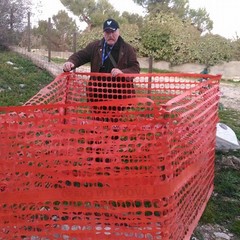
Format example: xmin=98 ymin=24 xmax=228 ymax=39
xmin=0 ymin=72 xmax=221 ymax=239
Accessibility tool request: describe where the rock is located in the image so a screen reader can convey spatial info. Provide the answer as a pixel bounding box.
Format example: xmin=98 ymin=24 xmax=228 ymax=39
xmin=231 ymin=156 xmax=240 ymax=169
xmin=216 ymin=123 xmax=240 ymax=150
xmin=221 ymin=155 xmax=240 ymax=170
xmin=214 ymin=232 xmax=231 ymax=240
xmin=6 ymin=61 xmax=14 ymax=65
xmin=192 ymin=224 xmax=238 ymax=240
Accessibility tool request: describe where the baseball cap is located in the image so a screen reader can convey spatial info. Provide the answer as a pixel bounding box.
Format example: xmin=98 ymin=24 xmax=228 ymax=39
xmin=103 ymin=19 xmax=119 ymax=32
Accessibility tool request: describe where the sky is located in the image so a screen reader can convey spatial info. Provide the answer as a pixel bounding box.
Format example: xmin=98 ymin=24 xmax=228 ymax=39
xmin=32 ymin=0 xmax=240 ymax=40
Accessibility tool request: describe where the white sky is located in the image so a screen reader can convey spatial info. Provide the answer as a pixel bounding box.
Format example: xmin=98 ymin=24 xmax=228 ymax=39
xmin=32 ymin=0 xmax=240 ymax=40
xmin=188 ymin=0 xmax=240 ymax=39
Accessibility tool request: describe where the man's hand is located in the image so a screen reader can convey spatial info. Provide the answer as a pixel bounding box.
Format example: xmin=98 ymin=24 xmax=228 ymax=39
xmin=63 ymin=61 xmax=75 ymax=72
xmin=111 ymin=68 xmax=123 ymax=77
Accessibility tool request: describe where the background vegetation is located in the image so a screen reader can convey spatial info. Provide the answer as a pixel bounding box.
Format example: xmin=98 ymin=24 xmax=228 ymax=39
xmin=1 ymin=0 xmax=240 ymax=67
xmin=0 ymin=45 xmax=52 ymax=106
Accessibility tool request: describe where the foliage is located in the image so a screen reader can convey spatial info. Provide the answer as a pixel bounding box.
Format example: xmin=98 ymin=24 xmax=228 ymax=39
xmin=90 ymin=0 xmax=120 ymax=28
xmin=120 ymin=23 xmax=142 ymax=52
xmin=121 ymin=12 xmax=144 ymax=28
xmin=51 ymin=10 xmax=78 ymax=50
xmin=0 ymin=48 xmax=52 ymax=106
xmin=140 ymin=12 xmax=200 ymax=65
xmin=0 ymin=0 xmax=31 ymax=45
xmin=60 ymin=0 xmax=120 ymax=29
xmin=231 ymin=37 xmax=240 ymax=61
xmin=57 ymin=0 xmax=232 ymax=66
xmin=194 ymin=34 xmax=233 ymax=66
xmin=2 ymin=0 xmax=239 ymax=68
xmin=30 ymin=10 xmax=78 ymax=51
xmin=76 ymin=28 xmax=103 ymax=50
xmin=60 ymin=0 xmax=95 ymax=27
xmin=133 ymin=0 xmax=213 ymax=33
xmin=188 ymin=8 xmax=213 ymax=34
xmin=133 ymin=0 xmax=171 ymax=8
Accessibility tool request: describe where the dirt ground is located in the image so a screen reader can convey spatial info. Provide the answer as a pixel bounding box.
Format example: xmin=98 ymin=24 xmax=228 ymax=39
xmin=220 ymin=81 xmax=240 ymax=111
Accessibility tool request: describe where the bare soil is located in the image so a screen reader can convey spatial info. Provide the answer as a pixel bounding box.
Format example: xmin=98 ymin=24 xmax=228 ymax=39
xmin=220 ymin=81 xmax=240 ymax=111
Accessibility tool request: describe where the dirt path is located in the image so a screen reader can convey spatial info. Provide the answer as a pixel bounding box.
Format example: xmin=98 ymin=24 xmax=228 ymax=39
xmin=220 ymin=82 xmax=240 ymax=111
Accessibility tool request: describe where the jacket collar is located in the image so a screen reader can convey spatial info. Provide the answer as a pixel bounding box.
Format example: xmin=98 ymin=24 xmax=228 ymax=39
xmin=97 ymin=36 xmax=125 ymax=63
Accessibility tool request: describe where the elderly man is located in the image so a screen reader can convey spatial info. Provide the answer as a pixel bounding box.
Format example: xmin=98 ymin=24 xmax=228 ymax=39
xmin=63 ymin=18 xmax=140 ymax=102
xmin=63 ymin=18 xmax=140 ymax=77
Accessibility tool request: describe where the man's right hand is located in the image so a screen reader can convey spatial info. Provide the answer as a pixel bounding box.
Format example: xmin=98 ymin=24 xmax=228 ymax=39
xmin=63 ymin=62 xmax=75 ymax=72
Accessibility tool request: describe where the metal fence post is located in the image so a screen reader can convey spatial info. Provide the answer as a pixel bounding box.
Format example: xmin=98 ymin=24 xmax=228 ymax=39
xmin=73 ymin=31 xmax=77 ymax=72
xmin=27 ymin=12 xmax=31 ymax=52
xmin=48 ymin=18 xmax=51 ymax=62
xmin=73 ymin=31 xmax=77 ymax=53
xmin=148 ymin=56 xmax=153 ymax=97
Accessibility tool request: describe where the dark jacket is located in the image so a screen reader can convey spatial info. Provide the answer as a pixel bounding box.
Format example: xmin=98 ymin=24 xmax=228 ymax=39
xmin=68 ymin=36 xmax=140 ymax=74
xmin=68 ymin=36 xmax=140 ymax=102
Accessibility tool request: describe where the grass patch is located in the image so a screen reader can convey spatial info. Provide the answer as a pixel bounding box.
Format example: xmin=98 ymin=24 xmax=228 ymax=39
xmin=199 ymin=107 xmax=240 ymax=238
xmin=140 ymin=68 xmax=173 ymax=73
xmin=0 ymin=47 xmax=53 ymax=106
xmin=221 ymin=78 xmax=240 ymax=84
xmin=219 ymin=108 xmax=240 ymax=139
xmin=51 ymin=57 xmax=67 ymax=64
xmin=201 ymin=174 xmax=240 ymax=236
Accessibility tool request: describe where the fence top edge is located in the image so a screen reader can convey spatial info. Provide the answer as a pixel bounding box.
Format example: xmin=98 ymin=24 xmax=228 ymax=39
xmin=60 ymin=72 xmax=222 ymax=79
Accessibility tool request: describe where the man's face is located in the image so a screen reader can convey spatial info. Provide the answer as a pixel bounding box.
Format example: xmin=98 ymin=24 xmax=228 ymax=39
xmin=104 ymin=29 xmax=120 ymax=46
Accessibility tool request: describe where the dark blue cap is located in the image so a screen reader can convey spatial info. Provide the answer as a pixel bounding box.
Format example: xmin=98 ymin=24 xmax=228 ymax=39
xmin=103 ymin=19 xmax=119 ymax=32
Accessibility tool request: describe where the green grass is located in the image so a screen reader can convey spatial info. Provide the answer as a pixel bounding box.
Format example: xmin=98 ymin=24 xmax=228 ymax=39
xmin=51 ymin=57 xmax=67 ymax=64
xmin=141 ymin=68 xmax=173 ymax=73
xmin=219 ymin=108 xmax=240 ymax=139
xmin=200 ymin=167 xmax=240 ymax=237
xmin=0 ymin=46 xmax=53 ymax=106
xmin=199 ymin=107 xmax=240 ymax=238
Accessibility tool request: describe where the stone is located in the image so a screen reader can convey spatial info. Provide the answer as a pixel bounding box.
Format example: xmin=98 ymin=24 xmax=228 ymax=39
xmin=214 ymin=232 xmax=231 ymax=240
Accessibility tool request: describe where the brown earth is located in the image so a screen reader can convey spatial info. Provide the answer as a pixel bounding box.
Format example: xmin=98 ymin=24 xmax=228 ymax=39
xmin=220 ymin=81 xmax=240 ymax=111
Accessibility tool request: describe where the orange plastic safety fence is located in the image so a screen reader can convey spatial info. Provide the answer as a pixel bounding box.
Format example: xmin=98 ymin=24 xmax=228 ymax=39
xmin=0 ymin=72 xmax=221 ymax=239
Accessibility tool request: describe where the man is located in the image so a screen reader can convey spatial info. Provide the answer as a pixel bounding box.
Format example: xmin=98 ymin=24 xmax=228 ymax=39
xmin=63 ymin=18 xmax=140 ymax=77
xmin=63 ymin=19 xmax=140 ymax=102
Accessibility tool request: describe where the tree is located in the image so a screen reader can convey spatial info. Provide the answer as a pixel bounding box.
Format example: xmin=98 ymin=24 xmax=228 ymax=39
xmin=31 ymin=10 xmax=78 ymax=51
xmin=60 ymin=0 xmax=119 ymax=30
xmin=195 ymin=34 xmax=233 ymax=66
xmin=140 ymin=12 xmax=201 ymax=65
xmin=121 ymin=12 xmax=144 ymax=28
xmin=231 ymin=36 xmax=240 ymax=61
xmin=188 ymin=8 xmax=213 ymax=34
xmin=60 ymin=0 xmax=143 ymax=52
xmin=0 ymin=0 xmax=31 ymax=44
xmin=52 ymin=10 xmax=78 ymax=50
xmin=133 ymin=0 xmax=213 ymax=33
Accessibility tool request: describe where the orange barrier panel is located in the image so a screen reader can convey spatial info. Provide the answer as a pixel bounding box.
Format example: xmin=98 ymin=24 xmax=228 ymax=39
xmin=0 ymin=72 xmax=221 ymax=239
